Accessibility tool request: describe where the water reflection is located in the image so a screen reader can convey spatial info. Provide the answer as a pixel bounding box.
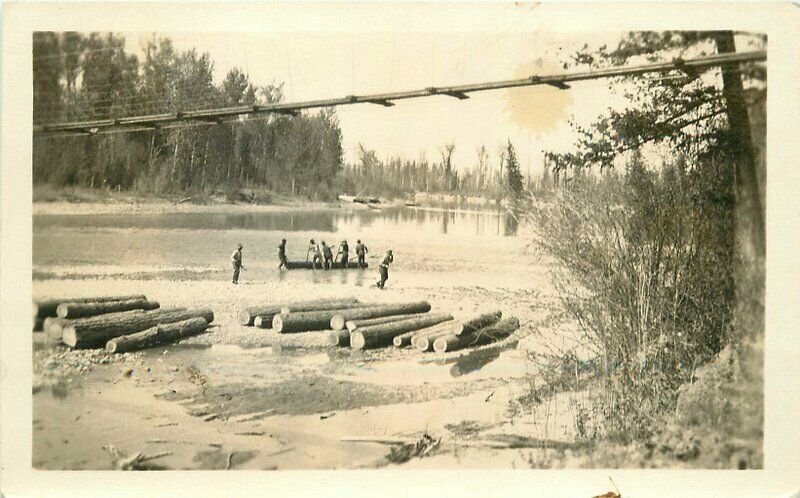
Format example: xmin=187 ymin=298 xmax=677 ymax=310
xmin=34 ymin=205 xmax=520 ymax=238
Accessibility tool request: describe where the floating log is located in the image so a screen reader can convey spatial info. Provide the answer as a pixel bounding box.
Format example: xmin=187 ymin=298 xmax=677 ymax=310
xmin=106 ymin=317 xmax=210 ymax=353
xmin=397 ymin=320 xmax=461 ymax=348
xmin=62 ymin=307 xmax=214 ymax=349
xmin=327 ymin=329 xmax=351 ymax=347
xmin=350 ymin=312 xmax=453 ymax=350
xmin=285 ymin=261 xmax=367 ymax=270
xmin=455 ymin=310 xmax=502 ymax=336
xmin=273 ymin=306 xmax=375 ymax=333
xmin=345 ymin=313 xmax=423 ymax=332
xmin=33 ymin=294 xmax=147 ymax=319
xmin=411 ymin=322 xmax=461 ymax=351
xmin=237 ymin=297 xmax=359 ymax=326
xmin=329 ymin=301 xmax=432 ymax=330
xmin=56 ymin=298 xmax=160 ymax=319
xmin=279 ymin=298 xmax=365 ymax=315
xmin=433 ymin=317 xmax=520 ymax=353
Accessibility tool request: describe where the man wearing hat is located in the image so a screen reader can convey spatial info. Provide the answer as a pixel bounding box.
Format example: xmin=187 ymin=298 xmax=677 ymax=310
xmin=231 ymin=243 xmax=245 ymax=284
xmin=376 ymin=249 xmax=394 ymax=289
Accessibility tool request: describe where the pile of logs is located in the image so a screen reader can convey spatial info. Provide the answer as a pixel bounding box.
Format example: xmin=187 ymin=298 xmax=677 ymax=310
xmin=32 ymin=294 xmax=215 ymax=352
xmin=239 ymin=297 xmax=519 ymax=354
xmin=337 ymin=310 xmax=519 ymax=353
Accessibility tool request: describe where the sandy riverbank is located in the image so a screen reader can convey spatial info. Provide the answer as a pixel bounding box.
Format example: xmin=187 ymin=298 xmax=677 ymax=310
xmin=31 ymin=275 xmax=593 ymax=470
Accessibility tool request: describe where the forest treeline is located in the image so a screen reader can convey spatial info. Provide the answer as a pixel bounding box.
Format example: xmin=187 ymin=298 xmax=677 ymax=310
xmin=33 ymin=32 xmax=533 ymax=200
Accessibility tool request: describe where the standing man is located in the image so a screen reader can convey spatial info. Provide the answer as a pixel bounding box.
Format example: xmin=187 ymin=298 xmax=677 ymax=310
xmin=277 ymin=239 xmax=289 ymax=270
xmin=231 ymin=243 xmax=245 ymax=284
xmin=340 ymin=240 xmax=350 ymax=268
xmin=376 ymin=249 xmax=393 ymax=289
xmin=310 ymin=239 xmax=324 ymax=269
xmin=355 ymin=239 xmax=369 ymax=269
xmin=322 ymin=241 xmax=334 ymax=270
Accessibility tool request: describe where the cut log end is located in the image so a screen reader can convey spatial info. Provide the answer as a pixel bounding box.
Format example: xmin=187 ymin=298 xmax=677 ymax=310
xmin=328 ymin=329 xmax=350 ymax=347
xmin=238 ymin=310 xmax=253 ymax=326
xmin=272 ymin=315 xmax=285 ymax=333
xmin=330 ymin=316 xmax=347 ymax=331
xmin=350 ymin=331 xmax=366 ymax=350
xmin=62 ymin=327 xmax=78 ymax=348
xmin=433 ymin=336 xmax=454 ymax=353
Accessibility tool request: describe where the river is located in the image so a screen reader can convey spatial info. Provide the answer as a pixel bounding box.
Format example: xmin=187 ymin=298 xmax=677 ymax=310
xmin=33 ymin=204 xmax=540 ymax=289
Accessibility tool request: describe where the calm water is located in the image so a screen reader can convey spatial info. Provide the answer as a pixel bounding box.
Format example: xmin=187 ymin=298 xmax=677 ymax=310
xmin=33 ymin=205 xmax=529 ymax=285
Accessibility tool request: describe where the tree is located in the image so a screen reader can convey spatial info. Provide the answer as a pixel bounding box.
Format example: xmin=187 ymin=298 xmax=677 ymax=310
xmin=440 ymin=143 xmax=455 ymax=192
xmin=554 ymin=30 xmax=766 ymax=259
xmin=505 ymin=140 xmax=524 ymax=197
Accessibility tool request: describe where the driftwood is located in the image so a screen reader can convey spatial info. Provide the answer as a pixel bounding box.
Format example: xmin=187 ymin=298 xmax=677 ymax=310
xmin=105 ymin=317 xmax=210 ymax=353
xmin=329 ymin=301 xmax=432 ymax=330
xmin=57 ymin=298 xmax=160 ymax=319
xmin=433 ymin=317 xmax=520 ymax=353
xmin=62 ymin=307 xmax=214 ymax=349
xmin=350 ymin=312 xmax=453 ymax=350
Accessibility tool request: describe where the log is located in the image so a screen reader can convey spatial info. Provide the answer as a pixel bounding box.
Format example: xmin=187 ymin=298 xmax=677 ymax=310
xmin=279 ymin=298 xmax=365 ymax=315
xmin=45 ymin=309 xmax=150 ymax=341
xmin=398 ymin=320 xmax=461 ymax=348
xmin=237 ymin=297 xmax=359 ymax=326
xmin=272 ymin=306 xmax=377 ymax=333
xmin=345 ymin=313 xmax=424 ymax=332
xmin=432 ymin=317 xmax=520 ymax=353
xmin=329 ymin=301 xmax=432 ymax=330
xmin=392 ymin=331 xmax=415 ymax=348
xmin=285 ymin=261 xmax=368 ymax=270
xmin=328 ymin=329 xmax=351 ymax=347
xmin=62 ymin=307 xmax=214 ymax=349
xmin=455 ymin=310 xmax=502 ymax=336
xmin=105 ymin=317 xmax=210 ymax=353
xmin=56 ymin=298 xmax=160 ymax=319
xmin=350 ymin=312 xmax=454 ymax=350
xmin=411 ymin=321 xmax=464 ymax=351
xmin=33 ymin=294 xmax=147 ymax=319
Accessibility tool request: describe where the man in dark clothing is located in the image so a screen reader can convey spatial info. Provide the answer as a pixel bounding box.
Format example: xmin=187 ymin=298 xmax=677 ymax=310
xmin=355 ymin=239 xmax=368 ymax=269
xmin=231 ymin=243 xmax=244 ymax=284
xmin=340 ymin=240 xmax=350 ymax=267
xmin=376 ymin=249 xmax=393 ymax=289
xmin=277 ymin=239 xmax=288 ymax=270
xmin=322 ymin=241 xmax=334 ymax=270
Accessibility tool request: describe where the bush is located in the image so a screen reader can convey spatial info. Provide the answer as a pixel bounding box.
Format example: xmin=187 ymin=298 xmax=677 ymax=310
xmin=528 ymin=152 xmax=737 ymax=440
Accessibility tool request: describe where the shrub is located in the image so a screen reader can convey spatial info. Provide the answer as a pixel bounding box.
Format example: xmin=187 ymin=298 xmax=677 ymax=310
xmin=528 ymin=152 xmax=737 ymax=440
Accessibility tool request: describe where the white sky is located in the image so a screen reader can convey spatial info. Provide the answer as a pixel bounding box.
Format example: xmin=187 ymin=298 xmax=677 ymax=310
xmin=124 ymin=30 xmax=630 ymax=177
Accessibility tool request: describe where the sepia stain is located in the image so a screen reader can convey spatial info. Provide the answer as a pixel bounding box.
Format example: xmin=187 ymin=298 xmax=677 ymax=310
xmin=504 ymin=58 xmax=573 ymax=136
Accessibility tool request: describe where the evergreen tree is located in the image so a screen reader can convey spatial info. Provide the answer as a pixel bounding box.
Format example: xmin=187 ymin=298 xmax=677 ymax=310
xmin=505 ymin=140 xmax=524 ymax=197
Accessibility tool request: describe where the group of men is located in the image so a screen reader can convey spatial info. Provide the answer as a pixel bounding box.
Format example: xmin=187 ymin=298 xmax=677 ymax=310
xmin=302 ymin=239 xmax=368 ymax=270
xmin=230 ymin=239 xmax=394 ymax=289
